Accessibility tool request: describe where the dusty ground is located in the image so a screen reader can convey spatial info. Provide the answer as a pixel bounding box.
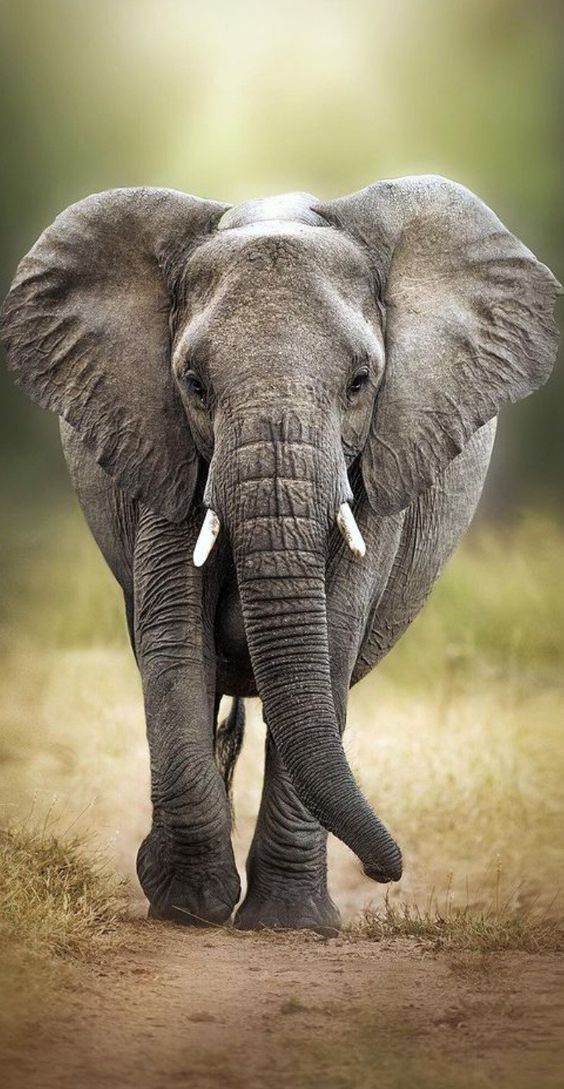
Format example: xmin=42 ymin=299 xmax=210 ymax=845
xmin=5 ymin=924 xmax=564 ymax=1089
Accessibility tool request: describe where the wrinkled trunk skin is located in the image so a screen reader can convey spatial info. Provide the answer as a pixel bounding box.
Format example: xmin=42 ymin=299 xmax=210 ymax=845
xmin=212 ymin=405 xmax=402 ymax=883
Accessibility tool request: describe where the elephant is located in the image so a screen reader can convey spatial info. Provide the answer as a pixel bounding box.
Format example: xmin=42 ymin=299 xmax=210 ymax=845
xmin=1 ymin=176 xmax=560 ymax=933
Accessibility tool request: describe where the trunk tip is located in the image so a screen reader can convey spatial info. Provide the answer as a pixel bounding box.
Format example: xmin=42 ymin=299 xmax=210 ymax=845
xmin=363 ymin=845 xmax=403 ymax=884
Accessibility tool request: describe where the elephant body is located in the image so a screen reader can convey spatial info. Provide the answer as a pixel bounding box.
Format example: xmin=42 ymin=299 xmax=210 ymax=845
xmin=61 ymin=415 xmax=496 ymax=703
xmin=2 ymin=178 xmax=560 ymax=930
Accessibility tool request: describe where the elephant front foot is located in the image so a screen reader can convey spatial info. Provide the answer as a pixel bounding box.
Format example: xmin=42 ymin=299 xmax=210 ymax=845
xmin=137 ymin=828 xmax=241 ymax=927
xmin=235 ymin=873 xmax=341 ymax=935
xmin=236 ymin=737 xmax=341 ymax=933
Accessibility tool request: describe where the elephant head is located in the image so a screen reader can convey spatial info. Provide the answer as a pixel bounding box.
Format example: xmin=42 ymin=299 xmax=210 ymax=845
xmin=2 ymin=177 xmax=560 ymax=883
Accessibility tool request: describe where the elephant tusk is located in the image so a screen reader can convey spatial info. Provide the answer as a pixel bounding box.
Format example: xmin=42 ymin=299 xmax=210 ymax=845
xmin=193 ymin=509 xmax=221 ymax=567
xmin=336 ymin=503 xmax=366 ymax=559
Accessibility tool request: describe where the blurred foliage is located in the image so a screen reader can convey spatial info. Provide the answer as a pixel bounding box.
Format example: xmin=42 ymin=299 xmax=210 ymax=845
xmin=0 ymin=0 xmax=562 ymax=513
xmin=377 ymin=513 xmax=564 ymax=688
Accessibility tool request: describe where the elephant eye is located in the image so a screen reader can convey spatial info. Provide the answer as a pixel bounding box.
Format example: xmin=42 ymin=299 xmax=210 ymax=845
xmin=348 ymin=368 xmax=369 ymax=398
xmin=183 ymin=369 xmax=207 ymax=401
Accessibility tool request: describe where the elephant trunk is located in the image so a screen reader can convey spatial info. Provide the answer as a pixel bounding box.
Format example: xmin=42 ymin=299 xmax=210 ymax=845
xmin=210 ymin=406 xmax=402 ymax=883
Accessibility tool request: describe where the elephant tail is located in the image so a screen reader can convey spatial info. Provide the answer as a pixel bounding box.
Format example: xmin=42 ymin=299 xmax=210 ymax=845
xmin=214 ymin=698 xmax=246 ymax=801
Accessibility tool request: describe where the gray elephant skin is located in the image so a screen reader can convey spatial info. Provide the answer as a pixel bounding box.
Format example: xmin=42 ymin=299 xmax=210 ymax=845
xmin=2 ymin=176 xmax=560 ymax=933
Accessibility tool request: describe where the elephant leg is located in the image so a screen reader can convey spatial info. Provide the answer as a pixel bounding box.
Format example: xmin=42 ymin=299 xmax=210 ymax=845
xmin=235 ymin=732 xmax=341 ymax=933
xmin=134 ymin=507 xmax=240 ymax=925
xmin=235 ymin=586 xmax=368 ymax=934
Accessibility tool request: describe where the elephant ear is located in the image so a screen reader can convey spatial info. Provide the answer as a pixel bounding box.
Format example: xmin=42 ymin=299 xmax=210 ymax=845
xmin=1 ymin=187 xmax=229 ymax=522
xmin=318 ymin=176 xmax=561 ymax=515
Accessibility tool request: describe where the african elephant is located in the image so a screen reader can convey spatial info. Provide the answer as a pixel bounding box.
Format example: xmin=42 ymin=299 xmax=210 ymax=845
xmin=2 ymin=176 xmax=560 ymax=932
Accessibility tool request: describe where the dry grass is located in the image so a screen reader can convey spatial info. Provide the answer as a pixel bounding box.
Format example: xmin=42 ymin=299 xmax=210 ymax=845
xmin=344 ymin=676 xmax=564 ymax=917
xmin=0 ymin=820 xmax=127 ymax=960
xmin=348 ymin=886 xmax=563 ymax=953
xmin=343 ymin=512 xmax=564 ymax=921
xmin=0 ymin=818 xmax=127 ymax=1041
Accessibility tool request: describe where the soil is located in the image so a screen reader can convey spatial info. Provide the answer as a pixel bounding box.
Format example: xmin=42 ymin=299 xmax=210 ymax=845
xmin=5 ymin=924 xmax=564 ymax=1089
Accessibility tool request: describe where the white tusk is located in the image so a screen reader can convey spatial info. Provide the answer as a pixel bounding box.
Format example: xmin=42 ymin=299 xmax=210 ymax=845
xmin=193 ymin=509 xmax=221 ymax=567
xmin=336 ymin=503 xmax=366 ymax=559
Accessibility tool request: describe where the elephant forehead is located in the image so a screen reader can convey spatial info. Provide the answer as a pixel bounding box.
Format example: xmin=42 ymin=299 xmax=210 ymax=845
xmin=223 ymin=232 xmax=309 ymax=271
xmin=187 ymin=222 xmax=373 ymax=288
xmin=175 ymin=230 xmax=382 ymax=380
xmin=174 ymin=224 xmax=382 ymax=381
xmin=181 ymin=272 xmax=380 ymax=358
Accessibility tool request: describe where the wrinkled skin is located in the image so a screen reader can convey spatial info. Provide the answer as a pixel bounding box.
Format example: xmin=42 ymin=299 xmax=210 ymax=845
xmin=2 ymin=178 xmax=560 ymax=931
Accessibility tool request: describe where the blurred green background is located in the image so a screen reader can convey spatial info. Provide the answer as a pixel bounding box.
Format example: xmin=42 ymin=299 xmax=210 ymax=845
xmin=0 ymin=0 xmax=562 ymax=513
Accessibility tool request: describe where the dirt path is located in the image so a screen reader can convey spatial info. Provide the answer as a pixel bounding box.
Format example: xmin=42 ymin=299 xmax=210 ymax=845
xmin=6 ymin=926 xmax=564 ymax=1089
